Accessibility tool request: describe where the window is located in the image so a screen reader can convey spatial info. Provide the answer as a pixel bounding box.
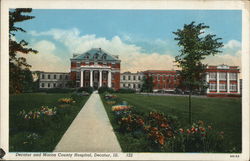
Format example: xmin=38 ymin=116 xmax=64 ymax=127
xmin=133 ymin=76 xmax=136 ymax=80
xmin=230 ymin=84 xmax=237 ymax=91
xmin=219 ymin=83 xmax=226 ymax=91
xmin=209 ymin=83 xmax=217 ymax=91
xmin=41 ymin=83 xmax=44 ymax=88
xmin=123 ymin=83 xmax=125 ymax=87
xmin=158 ymin=75 xmax=160 ymax=81
xmin=209 ymin=72 xmax=216 ymax=80
xmin=77 ymin=62 xmax=80 ymax=67
xmin=54 ymin=75 xmax=57 ymax=79
xmin=133 ymin=84 xmax=136 ymax=88
xmin=103 ymin=72 xmax=107 ymax=80
xmin=138 ymin=76 xmax=141 ymax=80
xmin=128 ymin=84 xmax=130 ymax=87
xmin=123 ymin=76 xmax=126 ymax=80
xmin=48 ymin=75 xmax=50 ymax=79
xmin=76 ymin=73 xmax=80 ymax=80
xmin=54 ymin=83 xmax=56 ymax=87
xmin=94 ymin=54 xmax=99 ymax=59
xmin=229 ymin=73 xmax=237 ymax=80
xmin=42 ymin=74 xmax=45 ymax=79
xmin=219 ymin=72 xmax=226 ymax=80
xmin=138 ymin=84 xmax=141 ymax=88
xmin=60 ymin=75 xmax=63 ymax=79
xmin=65 ymin=75 xmax=68 ymax=80
xmin=128 ymin=76 xmax=131 ymax=80
xmin=48 ymin=83 xmax=50 ymax=88
xmin=85 ymin=71 xmax=90 ymax=80
xmin=112 ymin=73 xmax=114 ymax=80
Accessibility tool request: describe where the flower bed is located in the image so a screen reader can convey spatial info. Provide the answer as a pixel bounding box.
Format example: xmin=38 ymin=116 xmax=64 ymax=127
xmin=18 ymin=106 xmax=57 ymax=120
xmin=58 ymin=98 xmax=75 ymax=104
xmin=107 ymin=99 xmax=226 ymax=152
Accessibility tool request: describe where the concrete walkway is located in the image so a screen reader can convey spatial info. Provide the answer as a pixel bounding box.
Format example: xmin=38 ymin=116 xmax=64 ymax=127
xmin=53 ymin=91 xmax=122 ymax=152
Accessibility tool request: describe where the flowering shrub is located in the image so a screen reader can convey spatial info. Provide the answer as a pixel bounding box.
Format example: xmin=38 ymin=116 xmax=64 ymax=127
xmin=18 ymin=106 xmax=57 ymax=120
xmin=172 ymin=120 xmax=225 ymax=152
xmin=58 ymin=98 xmax=75 ymax=104
xmin=144 ymin=112 xmax=177 ymax=149
xmin=118 ymin=114 xmax=145 ymax=133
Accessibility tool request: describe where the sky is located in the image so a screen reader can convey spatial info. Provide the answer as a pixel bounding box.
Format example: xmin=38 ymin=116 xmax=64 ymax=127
xmin=14 ymin=9 xmax=242 ymax=73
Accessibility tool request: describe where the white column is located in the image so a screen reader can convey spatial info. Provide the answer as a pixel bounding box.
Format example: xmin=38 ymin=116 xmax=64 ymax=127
xmin=80 ymin=70 xmax=83 ymax=87
xmin=217 ymin=72 xmax=220 ymax=93
xmin=99 ymin=70 xmax=102 ymax=88
xmin=206 ymin=72 xmax=210 ymax=93
xmin=237 ymin=73 xmax=240 ymax=94
xmin=108 ymin=70 xmax=112 ymax=88
xmin=227 ymin=72 xmax=230 ymax=93
xmin=90 ymin=70 xmax=93 ymax=87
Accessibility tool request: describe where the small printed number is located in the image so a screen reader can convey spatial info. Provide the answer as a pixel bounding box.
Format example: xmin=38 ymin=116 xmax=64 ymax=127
xmin=126 ymin=153 xmax=133 ymax=157
xmin=230 ymin=155 xmax=239 ymax=158
xmin=113 ymin=153 xmax=118 ymax=157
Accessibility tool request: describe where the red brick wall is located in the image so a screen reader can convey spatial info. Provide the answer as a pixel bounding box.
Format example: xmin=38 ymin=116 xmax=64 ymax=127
xmin=70 ymin=71 xmax=76 ymax=80
xmin=113 ymin=72 xmax=120 ymax=90
xmin=71 ymin=62 xmax=76 ymax=68
xmin=144 ymin=71 xmax=179 ymax=90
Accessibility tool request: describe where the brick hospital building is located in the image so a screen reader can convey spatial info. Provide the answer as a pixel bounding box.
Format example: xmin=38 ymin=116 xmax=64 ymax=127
xmin=39 ymin=48 xmax=241 ymax=97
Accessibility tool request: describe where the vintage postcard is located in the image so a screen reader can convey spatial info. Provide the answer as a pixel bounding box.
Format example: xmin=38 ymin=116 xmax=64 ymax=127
xmin=0 ymin=0 xmax=249 ymax=160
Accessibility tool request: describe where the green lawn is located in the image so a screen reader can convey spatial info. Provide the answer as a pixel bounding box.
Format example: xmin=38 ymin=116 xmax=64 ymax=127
xmin=101 ymin=94 xmax=242 ymax=152
xmin=9 ymin=92 xmax=89 ymax=152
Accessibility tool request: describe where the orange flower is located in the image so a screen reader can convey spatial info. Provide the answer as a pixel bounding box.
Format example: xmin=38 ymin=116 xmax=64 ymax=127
xmin=160 ymin=123 xmax=168 ymax=128
xmin=158 ymin=135 xmax=165 ymax=145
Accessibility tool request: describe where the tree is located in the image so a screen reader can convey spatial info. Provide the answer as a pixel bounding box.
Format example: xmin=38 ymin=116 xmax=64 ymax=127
xmin=173 ymin=21 xmax=223 ymax=124
xmin=9 ymin=8 xmax=38 ymax=94
xmin=141 ymin=76 xmax=154 ymax=92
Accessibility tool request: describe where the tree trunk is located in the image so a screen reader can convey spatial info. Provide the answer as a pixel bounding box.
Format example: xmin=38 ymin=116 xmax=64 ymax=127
xmin=189 ymin=92 xmax=192 ymax=125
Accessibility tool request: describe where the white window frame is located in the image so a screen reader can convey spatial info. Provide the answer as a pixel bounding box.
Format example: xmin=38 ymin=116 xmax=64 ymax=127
xmin=230 ymin=83 xmax=237 ymax=92
xmin=219 ymin=72 xmax=227 ymax=80
xmin=219 ymin=83 xmax=227 ymax=91
xmin=209 ymin=72 xmax=216 ymax=80
xmin=229 ymin=73 xmax=237 ymax=80
xmin=209 ymin=83 xmax=217 ymax=91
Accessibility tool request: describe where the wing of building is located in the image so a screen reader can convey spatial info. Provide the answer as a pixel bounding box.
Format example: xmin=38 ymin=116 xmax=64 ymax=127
xmin=205 ymin=65 xmax=241 ymax=97
xmin=38 ymin=48 xmax=241 ymax=97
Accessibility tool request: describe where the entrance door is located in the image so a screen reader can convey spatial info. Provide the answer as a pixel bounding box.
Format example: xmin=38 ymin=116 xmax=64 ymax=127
xmin=93 ymin=82 xmax=99 ymax=90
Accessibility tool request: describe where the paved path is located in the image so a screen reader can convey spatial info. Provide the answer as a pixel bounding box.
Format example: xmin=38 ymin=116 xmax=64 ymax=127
xmin=54 ymin=91 xmax=122 ymax=152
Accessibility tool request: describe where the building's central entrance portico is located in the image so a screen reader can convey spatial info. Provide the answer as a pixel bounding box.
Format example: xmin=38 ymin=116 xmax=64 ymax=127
xmin=80 ymin=65 xmax=112 ymax=89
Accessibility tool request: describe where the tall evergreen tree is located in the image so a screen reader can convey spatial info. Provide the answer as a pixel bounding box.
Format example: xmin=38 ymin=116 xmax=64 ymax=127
xmin=173 ymin=21 xmax=223 ymax=124
xmin=141 ymin=76 xmax=154 ymax=92
xmin=9 ymin=8 xmax=38 ymax=94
